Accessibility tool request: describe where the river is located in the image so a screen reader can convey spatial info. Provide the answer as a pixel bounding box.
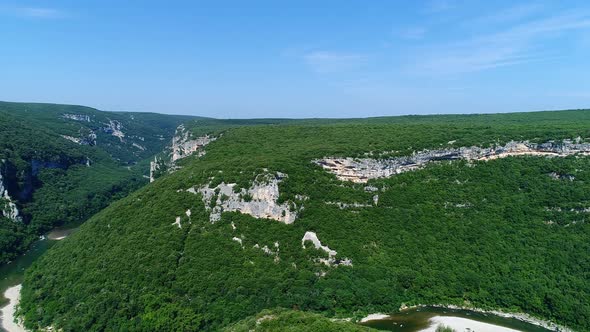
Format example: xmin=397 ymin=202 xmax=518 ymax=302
xmin=0 ymin=227 xmax=77 ymax=332
xmin=359 ymin=307 xmax=559 ymax=332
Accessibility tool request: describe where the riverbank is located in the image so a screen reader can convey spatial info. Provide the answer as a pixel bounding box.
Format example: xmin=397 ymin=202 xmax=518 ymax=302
xmin=430 ymin=304 xmax=571 ymax=332
xmin=421 ymin=316 xmax=520 ymax=332
xmin=0 ymin=226 xmax=77 ymax=332
xmin=46 ymin=228 xmax=76 ymax=241
xmin=0 ymin=285 xmax=25 ymax=332
xmin=360 ymin=304 xmax=572 ymax=332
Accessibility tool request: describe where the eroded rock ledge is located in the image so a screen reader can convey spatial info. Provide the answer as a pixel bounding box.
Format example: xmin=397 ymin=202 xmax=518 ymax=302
xmin=150 ymin=124 xmax=217 ymax=182
xmin=171 ymin=124 xmax=216 ymax=162
xmin=191 ymin=172 xmax=301 ymax=224
xmin=0 ymin=162 xmax=21 ymax=222
xmin=315 ymin=139 xmax=590 ymax=183
xmin=302 ymin=231 xmax=352 ymax=268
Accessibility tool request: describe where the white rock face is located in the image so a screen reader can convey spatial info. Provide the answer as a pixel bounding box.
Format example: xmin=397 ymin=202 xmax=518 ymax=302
xmin=326 ymin=201 xmax=371 ymax=209
xmin=315 ymin=139 xmax=590 ymax=183
xmin=171 ymin=125 xmax=216 ymax=162
xmin=302 ymin=232 xmax=337 ymax=256
xmin=302 ymin=231 xmax=352 ymax=267
xmin=3 ymin=199 xmax=21 ymax=222
xmin=132 ymin=142 xmax=146 ymax=151
xmin=0 ymin=170 xmax=5 ymax=196
xmin=195 ymin=173 xmax=300 ymax=224
xmin=0 ymin=167 xmax=22 ymax=222
xmin=103 ymin=120 xmax=125 ymax=141
xmin=61 ymin=129 xmax=97 ymax=146
xmin=62 ymin=135 xmax=81 ymax=144
xmin=172 ymin=216 xmax=182 ymax=228
xmin=150 ymin=125 xmax=218 ymax=182
xmin=149 ymin=156 xmax=159 ymax=183
xmin=62 ymin=113 xmax=91 ymax=122
xmin=232 ymin=237 xmax=243 ymax=247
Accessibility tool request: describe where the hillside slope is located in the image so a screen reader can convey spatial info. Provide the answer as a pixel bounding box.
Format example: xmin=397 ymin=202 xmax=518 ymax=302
xmin=0 ymin=101 xmax=197 ymax=263
xmin=19 ymin=110 xmax=590 ymax=331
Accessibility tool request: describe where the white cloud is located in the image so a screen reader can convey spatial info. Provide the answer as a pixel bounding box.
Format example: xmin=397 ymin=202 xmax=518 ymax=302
xmin=303 ymin=51 xmax=369 ymax=74
xmin=466 ymin=3 xmax=544 ymax=26
xmin=0 ymin=6 xmax=67 ymax=19
xmin=20 ymin=7 xmax=65 ymax=18
xmin=410 ymin=10 xmax=590 ymax=75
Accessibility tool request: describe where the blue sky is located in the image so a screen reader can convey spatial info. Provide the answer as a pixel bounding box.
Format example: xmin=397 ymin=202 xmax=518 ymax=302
xmin=1 ymin=1 xmax=590 ymax=118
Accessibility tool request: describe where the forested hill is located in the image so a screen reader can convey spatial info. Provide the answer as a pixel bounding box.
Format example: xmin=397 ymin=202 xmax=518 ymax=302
xmin=18 ymin=109 xmax=590 ymax=331
xmin=0 ymin=101 xmax=198 ymax=263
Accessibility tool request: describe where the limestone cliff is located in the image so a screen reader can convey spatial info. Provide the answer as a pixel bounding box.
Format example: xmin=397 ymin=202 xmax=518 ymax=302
xmin=171 ymin=124 xmax=216 ymax=162
xmin=62 ymin=113 xmax=91 ymax=122
xmin=102 ymin=120 xmax=125 ymax=141
xmin=316 ymin=139 xmax=590 ymax=183
xmin=61 ymin=128 xmax=97 ymax=146
xmin=193 ymin=172 xmax=301 ymax=224
xmin=0 ymin=163 xmax=21 ymax=222
xmin=149 ymin=124 xmax=216 ymax=182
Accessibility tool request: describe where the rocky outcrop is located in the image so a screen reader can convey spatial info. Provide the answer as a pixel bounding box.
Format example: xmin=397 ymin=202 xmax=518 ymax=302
xmin=0 ymin=171 xmax=4 ymax=198
xmin=62 ymin=114 xmax=91 ymax=122
xmin=132 ymin=142 xmax=146 ymax=151
xmin=171 ymin=125 xmax=216 ymax=162
xmin=325 ymin=201 xmax=372 ymax=209
xmin=302 ymin=231 xmax=352 ymax=267
xmin=149 ymin=125 xmax=217 ymax=182
xmin=253 ymin=242 xmax=280 ymax=262
xmin=149 ymin=157 xmax=159 ymax=183
xmin=316 ymin=139 xmax=590 ymax=183
xmin=61 ymin=129 xmax=97 ymax=146
xmin=192 ymin=172 xmax=300 ymax=224
xmin=548 ymin=172 xmax=575 ymax=181
xmin=102 ymin=120 xmax=125 ymax=141
xmin=0 ymin=164 xmax=22 ymax=222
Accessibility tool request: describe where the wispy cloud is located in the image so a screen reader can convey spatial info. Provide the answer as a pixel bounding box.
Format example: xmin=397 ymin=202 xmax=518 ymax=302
xmin=411 ymin=9 xmax=590 ymax=75
xmin=0 ymin=6 xmax=67 ymax=19
xmin=424 ymin=0 xmax=456 ymax=13
xmin=466 ymin=3 xmax=544 ymax=26
xmin=398 ymin=27 xmax=427 ymax=40
xmin=303 ymin=51 xmax=369 ymax=74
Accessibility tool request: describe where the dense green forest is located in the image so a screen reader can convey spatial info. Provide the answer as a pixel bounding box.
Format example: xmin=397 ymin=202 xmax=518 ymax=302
xmin=0 ymin=101 xmax=195 ymax=263
xmin=18 ymin=109 xmax=590 ymax=331
xmin=222 ymin=308 xmax=374 ymax=332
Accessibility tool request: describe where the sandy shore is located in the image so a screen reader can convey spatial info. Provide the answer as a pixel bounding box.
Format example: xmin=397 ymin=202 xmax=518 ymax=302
xmin=421 ymin=316 xmax=520 ymax=332
xmin=0 ymin=284 xmax=26 ymax=332
xmin=360 ymin=304 xmax=572 ymax=332
xmin=46 ymin=228 xmax=75 ymax=241
xmin=430 ymin=304 xmax=573 ymax=332
xmin=359 ymin=313 xmax=390 ymax=323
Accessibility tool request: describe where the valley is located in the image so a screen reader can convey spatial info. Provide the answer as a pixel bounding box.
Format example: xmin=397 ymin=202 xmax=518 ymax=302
xmin=6 ymin=108 xmax=590 ymax=331
xmin=5 ymin=1 xmax=590 ymax=331
xmin=0 ymin=101 xmax=198 ymax=263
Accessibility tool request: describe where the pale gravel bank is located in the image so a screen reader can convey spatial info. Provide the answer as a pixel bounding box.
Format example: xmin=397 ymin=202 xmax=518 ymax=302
xmin=433 ymin=305 xmax=572 ymax=332
xmin=359 ymin=313 xmax=390 ymax=323
xmin=361 ymin=304 xmax=573 ymax=332
xmin=421 ymin=316 xmax=520 ymax=332
xmin=0 ymin=284 xmax=26 ymax=332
